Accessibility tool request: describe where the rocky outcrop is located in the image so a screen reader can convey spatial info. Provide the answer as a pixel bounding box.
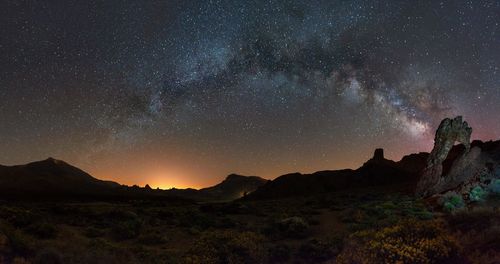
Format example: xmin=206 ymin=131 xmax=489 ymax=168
xmin=373 ymin=148 xmax=385 ymax=161
xmin=416 ymin=116 xmax=474 ymax=196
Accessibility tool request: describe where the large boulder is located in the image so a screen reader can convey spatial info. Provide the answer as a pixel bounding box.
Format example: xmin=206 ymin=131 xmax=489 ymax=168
xmin=416 ymin=116 xmax=474 ymax=196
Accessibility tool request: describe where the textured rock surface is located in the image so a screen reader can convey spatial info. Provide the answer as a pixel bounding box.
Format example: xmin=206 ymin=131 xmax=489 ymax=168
xmin=416 ymin=116 xmax=473 ymax=196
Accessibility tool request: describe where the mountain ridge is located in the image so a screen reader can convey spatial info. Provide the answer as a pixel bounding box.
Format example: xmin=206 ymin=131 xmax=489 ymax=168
xmin=2 ymin=138 xmax=499 ymax=201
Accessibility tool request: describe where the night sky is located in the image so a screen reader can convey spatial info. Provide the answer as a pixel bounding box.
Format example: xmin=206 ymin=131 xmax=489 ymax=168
xmin=1 ymin=0 xmax=499 ymax=189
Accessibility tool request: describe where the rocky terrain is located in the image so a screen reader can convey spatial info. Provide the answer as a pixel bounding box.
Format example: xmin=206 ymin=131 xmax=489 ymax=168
xmin=415 ymin=116 xmax=500 ymax=211
xmin=0 ymin=116 xmax=499 ymax=263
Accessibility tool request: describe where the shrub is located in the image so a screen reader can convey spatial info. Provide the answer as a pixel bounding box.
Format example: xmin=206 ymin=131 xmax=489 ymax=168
xmin=446 ymin=207 xmax=500 ymax=233
xmin=488 ymin=179 xmax=500 ymax=194
xmin=264 ymin=217 xmax=309 ymax=239
xmin=0 ymin=223 xmax=34 ymax=256
xmin=34 ymin=248 xmax=62 ymax=264
xmin=446 ymin=208 xmax=500 ymax=264
xmin=152 ymin=209 xmax=174 ymax=219
xmin=337 ymin=219 xmax=460 ymax=264
xmin=441 ymin=192 xmax=465 ymax=212
xmin=12 ymin=257 xmax=30 ymax=264
xmin=216 ymin=217 xmax=237 ymax=229
xmin=267 ymin=244 xmax=290 ymax=263
xmin=84 ymin=227 xmax=105 ymax=238
xmin=136 ymin=233 xmax=167 ymax=245
xmin=110 ymin=219 xmax=142 ymax=241
xmin=25 ymin=223 xmax=57 ymax=239
xmin=6 ymin=209 xmax=40 ymax=228
xmin=183 ymin=230 xmax=265 ymax=264
xmin=469 ymin=186 xmax=488 ymax=202
xmin=297 ymin=239 xmax=336 ymax=262
xmin=177 ymin=211 xmax=216 ymax=230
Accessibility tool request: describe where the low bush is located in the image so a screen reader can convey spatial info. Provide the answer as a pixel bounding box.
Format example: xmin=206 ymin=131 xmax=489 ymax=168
xmin=488 ymin=179 xmax=500 ymax=194
xmin=136 ymin=233 xmax=167 ymax=245
xmin=337 ymin=219 xmax=460 ymax=264
xmin=469 ymin=186 xmax=488 ymax=202
xmin=183 ymin=230 xmax=265 ymax=264
xmin=84 ymin=227 xmax=105 ymax=238
xmin=110 ymin=219 xmax=142 ymax=241
xmin=446 ymin=207 xmax=499 ymax=232
xmin=34 ymin=248 xmax=62 ymax=264
xmin=5 ymin=209 xmax=41 ymax=228
xmin=440 ymin=192 xmax=465 ymax=212
xmin=297 ymin=239 xmax=336 ymax=262
xmin=263 ymin=216 xmax=309 ymax=239
xmin=446 ymin=207 xmax=500 ymax=261
xmin=177 ymin=210 xmax=216 ymax=230
xmin=267 ymin=244 xmax=290 ymax=263
xmin=25 ymin=223 xmax=57 ymax=239
xmin=0 ymin=223 xmax=34 ymax=256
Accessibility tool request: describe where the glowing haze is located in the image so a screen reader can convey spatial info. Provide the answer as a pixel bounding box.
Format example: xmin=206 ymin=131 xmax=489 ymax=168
xmin=1 ymin=1 xmax=499 ymax=189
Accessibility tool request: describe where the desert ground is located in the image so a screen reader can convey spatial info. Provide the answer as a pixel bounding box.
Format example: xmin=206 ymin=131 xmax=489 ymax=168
xmin=1 ymin=188 xmax=499 ymax=264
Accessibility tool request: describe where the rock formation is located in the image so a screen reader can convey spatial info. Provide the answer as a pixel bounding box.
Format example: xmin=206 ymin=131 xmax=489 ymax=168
xmin=373 ymin=148 xmax=384 ymax=161
xmin=416 ymin=116 xmax=474 ymax=196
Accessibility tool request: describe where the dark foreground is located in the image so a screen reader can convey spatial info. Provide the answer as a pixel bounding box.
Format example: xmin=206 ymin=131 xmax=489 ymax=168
xmin=1 ymin=190 xmax=499 ymax=264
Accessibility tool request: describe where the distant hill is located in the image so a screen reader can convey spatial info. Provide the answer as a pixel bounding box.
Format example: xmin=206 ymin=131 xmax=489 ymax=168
xmin=165 ymin=174 xmax=268 ymax=201
xmin=3 ymin=139 xmax=498 ymax=202
xmin=0 ymin=158 xmax=266 ymax=202
xmin=0 ymin=158 xmax=122 ymax=198
xmin=243 ymin=149 xmax=429 ymax=200
xmin=0 ymin=158 xmax=187 ymax=202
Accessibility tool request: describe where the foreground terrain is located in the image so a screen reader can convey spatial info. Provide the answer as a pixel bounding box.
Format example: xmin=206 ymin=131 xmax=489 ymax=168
xmin=1 ymin=117 xmax=499 ymax=263
xmin=1 ymin=189 xmax=499 ymax=264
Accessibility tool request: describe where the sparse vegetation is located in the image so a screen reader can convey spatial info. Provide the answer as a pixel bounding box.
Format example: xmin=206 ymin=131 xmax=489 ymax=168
xmin=264 ymin=216 xmax=309 ymax=239
xmin=183 ymin=230 xmax=265 ymax=264
xmin=470 ymin=186 xmax=488 ymax=202
xmin=441 ymin=192 xmax=465 ymax=212
xmin=0 ymin=190 xmax=498 ymax=263
xmin=337 ymin=219 xmax=460 ymax=264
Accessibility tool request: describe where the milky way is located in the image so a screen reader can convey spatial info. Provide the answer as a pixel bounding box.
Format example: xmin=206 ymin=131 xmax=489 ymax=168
xmin=1 ymin=0 xmax=499 ymax=188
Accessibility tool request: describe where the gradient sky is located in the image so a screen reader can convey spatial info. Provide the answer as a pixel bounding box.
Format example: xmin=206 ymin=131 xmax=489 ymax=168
xmin=1 ymin=0 xmax=499 ymax=189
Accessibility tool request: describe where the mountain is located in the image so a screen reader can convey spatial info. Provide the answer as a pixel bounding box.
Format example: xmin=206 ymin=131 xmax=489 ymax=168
xmin=4 ymin=131 xmax=497 ymax=202
xmin=0 ymin=158 xmax=187 ymax=202
xmin=243 ymin=149 xmax=429 ymax=200
xmin=165 ymin=174 xmax=268 ymax=201
xmin=198 ymin=174 xmax=268 ymax=200
xmin=0 ymin=158 xmax=267 ymax=202
xmin=0 ymin=158 xmax=122 ymax=198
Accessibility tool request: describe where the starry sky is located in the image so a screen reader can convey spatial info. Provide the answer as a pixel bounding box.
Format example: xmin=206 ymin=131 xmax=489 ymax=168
xmin=1 ymin=0 xmax=499 ymax=189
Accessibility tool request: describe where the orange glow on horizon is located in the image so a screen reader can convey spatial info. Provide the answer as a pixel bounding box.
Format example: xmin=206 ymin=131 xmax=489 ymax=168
xmin=80 ymin=139 xmax=437 ymax=190
xmin=90 ymin=165 xmax=206 ymax=190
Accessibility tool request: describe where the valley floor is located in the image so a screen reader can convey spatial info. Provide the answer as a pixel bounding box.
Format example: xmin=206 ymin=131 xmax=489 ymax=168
xmin=0 ymin=191 xmax=499 ymax=263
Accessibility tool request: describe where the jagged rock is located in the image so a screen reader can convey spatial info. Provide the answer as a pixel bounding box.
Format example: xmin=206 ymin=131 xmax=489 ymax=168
xmin=416 ymin=116 xmax=473 ymax=196
xmin=373 ymin=148 xmax=384 ymax=161
xmin=444 ymin=147 xmax=482 ymax=190
xmin=428 ymin=116 xmax=472 ymax=167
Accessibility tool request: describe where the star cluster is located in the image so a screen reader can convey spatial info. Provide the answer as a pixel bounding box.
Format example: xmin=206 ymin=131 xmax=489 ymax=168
xmin=1 ymin=0 xmax=499 ymax=188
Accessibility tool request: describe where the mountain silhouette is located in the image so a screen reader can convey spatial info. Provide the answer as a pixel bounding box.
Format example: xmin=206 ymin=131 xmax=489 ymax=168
xmin=165 ymin=174 xmax=268 ymax=201
xmin=243 ymin=148 xmax=429 ymax=200
xmin=0 ymin=158 xmax=123 ymax=198
xmin=2 ymin=138 xmax=499 ymax=202
xmin=0 ymin=158 xmax=266 ymax=202
xmin=0 ymin=158 xmax=187 ymax=202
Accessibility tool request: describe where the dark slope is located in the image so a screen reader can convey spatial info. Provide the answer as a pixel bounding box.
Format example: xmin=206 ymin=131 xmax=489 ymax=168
xmin=0 ymin=158 xmax=188 ymax=202
xmin=0 ymin=158 xmax=266 ymax=202
xmin=3 ymin=140 xmax=497 ymax=202
xmin=244 ymin=149 xmax=429 ymax=200
xmin=0 ymin=158 xmax=121 ymax=197
xmin=199 ymin=174 xmax=268 ymax=200
xmin=165 ymin=174 xmax=268 ymax=201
